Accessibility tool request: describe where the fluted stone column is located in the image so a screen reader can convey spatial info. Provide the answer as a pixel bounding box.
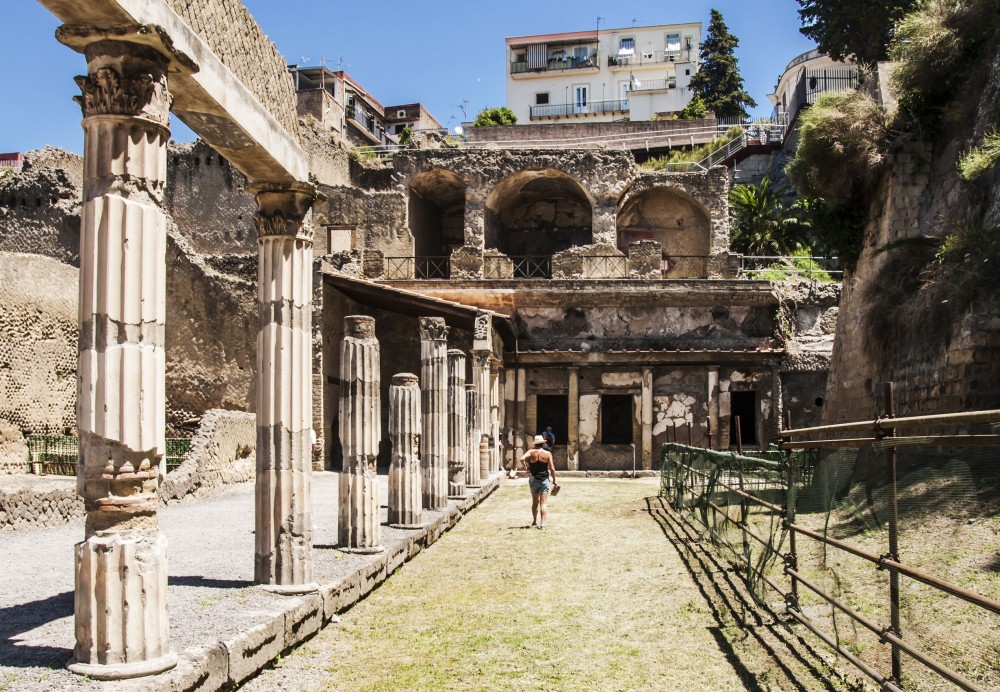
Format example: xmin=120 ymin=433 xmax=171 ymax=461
xmin=641 ymin=367 xmax=654 ymax=471
xmin=254 ymin=182 xmax=318 ymax=592
xmin=388 ymin=373 xmax=422 ymax=528
xmin=491 ymin=367 xmax=502 ymax=472
xmin=472 ymin=352 xmax=492 ymax=479
xmin=420 ymin=317 xmax=449 ymax=510
xmin=70 ymin=38 xmax=176 ymax=680
xmin=465 ymin=383 xmax=481 ymax=487
xmin=447 ymin=350 xmax=467 ymax=498
xmin=338 ymin=316 xmax=383 ymax=552
xmin=568 ymin=367 xmax=580 ymax=471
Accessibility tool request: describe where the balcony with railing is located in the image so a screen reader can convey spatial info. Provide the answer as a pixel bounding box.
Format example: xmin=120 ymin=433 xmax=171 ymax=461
xmin=529 ymin=98 xmax=630 ymax=120
xmin=627 ymin=77 xmax=677 ymax=93
xmin=609 ymin=49 xmax=688 ymax=69
xmin=510 ymin=51 xmax=599 ymax=76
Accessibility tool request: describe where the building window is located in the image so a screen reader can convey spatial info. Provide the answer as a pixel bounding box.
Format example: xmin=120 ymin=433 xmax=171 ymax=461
xmin=666 ymin=34 xmax=681 ymax=51
xmin=535 ymin=92 xmax=550 ymax=105
xmin=601 ymin=395 xmax=633 ymax=444
xmin=619 ymin=37 xmax=635 ymax=54
xmin=536 ymin=395 xmax=568 ymax=444
xmin=729 ymin=391 xmax=758 ymax=448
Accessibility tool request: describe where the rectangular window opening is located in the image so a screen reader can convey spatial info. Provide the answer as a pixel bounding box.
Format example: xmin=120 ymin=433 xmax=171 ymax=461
xmin=601 ymin=394 xmax=633 ymax=444
xmin=535 ymin=92 xmax=550 ymax=105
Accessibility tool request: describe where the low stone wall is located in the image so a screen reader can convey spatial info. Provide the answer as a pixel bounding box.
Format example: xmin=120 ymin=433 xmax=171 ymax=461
xmin=160 ymin=410 xmax=256 ymax=503
xmin=464 ymin=118 xmax=719 ymax=144
xmin=0 ymin=420 xmax=28 ymax=475
xmin=0 ymin=475 xmax=82 ymax=531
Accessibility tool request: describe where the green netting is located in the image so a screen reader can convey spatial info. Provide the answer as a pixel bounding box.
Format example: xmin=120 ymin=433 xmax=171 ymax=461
xmin=660 ymin=436 xmax=1000 ymax=691
xmin=26 ymin=435 xmax=192 ymax=475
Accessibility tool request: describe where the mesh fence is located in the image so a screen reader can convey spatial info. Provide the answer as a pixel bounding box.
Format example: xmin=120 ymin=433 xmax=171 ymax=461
xmin=26 ymin=435 xmax=192 ymax=475
xmin=660 ymin=420 xmax=1000 ymax=691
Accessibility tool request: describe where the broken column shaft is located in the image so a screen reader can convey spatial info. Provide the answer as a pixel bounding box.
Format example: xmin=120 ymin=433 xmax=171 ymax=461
xmin=419 ymin=317 xmax=449 ymax=510
xmin=388 ymin=373 xmax=422 ymax=527
xmin=338 ymin=316 xmax=383 ymax=551
xmin=472 ymin=352 xmax=492 ymax=480
xmin=253 ymin=182 xmax=318 ymax=592
xmin=447 ymin=349 xmax=467 ymax=498
xmin=70 ymin=38 xmax=175 ymax=680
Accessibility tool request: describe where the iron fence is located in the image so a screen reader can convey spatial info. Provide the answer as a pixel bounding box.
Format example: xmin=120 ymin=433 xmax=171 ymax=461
xmin=660 ymin=386 xmax=1000 ymax=691
xmin=581 ymin=255 xmax=627 ymax=279
xmin=511 ymin=255 xmax=551 ymax=279
xmin=26 ymin=435 xmax=192 ymax=475
xmin=383 ymin=256 xmax=449 ymax=280
xmin=529 ymin=99 xmax=629 ymax=119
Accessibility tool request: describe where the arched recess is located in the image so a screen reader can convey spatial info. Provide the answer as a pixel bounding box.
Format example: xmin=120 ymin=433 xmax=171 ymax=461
xmin=617 ymin=184 xmax=711 ymax=277
xmin=408 ymin=169 xmax=466 ymax=259
xmin=485 ymin=169 xmax=593 ymax=257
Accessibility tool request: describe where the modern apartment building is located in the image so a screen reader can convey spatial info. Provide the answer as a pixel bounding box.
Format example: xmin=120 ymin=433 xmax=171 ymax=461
xmin=506 ymin=22 xmax=701 ymax=124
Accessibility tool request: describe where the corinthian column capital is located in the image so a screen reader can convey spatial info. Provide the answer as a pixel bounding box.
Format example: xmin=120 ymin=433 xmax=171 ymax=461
xmin=252 ymin=183 xmax=318 ymax=240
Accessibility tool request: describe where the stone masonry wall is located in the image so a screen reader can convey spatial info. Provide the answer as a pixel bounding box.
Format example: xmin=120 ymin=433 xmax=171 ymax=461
xmin=160 ymin=409 xmax=256 ymax=503
xmin=164 ymin=0 xmax=300 ymax=140
xmin=465 ymin=118 xmax=720 ymax=145
xmin=0 ymin=475 xmax=82 ymax=532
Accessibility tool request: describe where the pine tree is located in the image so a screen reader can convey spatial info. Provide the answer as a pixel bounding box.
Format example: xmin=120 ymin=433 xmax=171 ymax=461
xmin=797 ymin=0 xmax=920 ymax=66
xmin=688 ymin=9 xmax=756 ymax=119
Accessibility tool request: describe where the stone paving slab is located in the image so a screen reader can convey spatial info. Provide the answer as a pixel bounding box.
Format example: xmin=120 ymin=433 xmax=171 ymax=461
xmin=0 ymin=471 xmax=500 ymax=691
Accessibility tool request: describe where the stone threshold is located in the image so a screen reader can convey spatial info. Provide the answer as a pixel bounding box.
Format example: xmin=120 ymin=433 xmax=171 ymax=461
xmin=121 ymin=474 xmax=502 ymax=691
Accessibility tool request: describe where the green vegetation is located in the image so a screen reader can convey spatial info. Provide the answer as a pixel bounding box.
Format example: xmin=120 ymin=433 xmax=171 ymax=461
xmin=688 ymin=10 xmax=756 ymax=118
xmin=729 ymin=177 xmax=809 ymax=256
xmin=796 ymin=0 xmax=921 ymax=64
xmin=958 ymin=128 xmax=1000 ymax=181
xmin=641 ymin=126 xmax=743 ymax=171
xmin=678 ymin=94 xmax=707 ymax=120
xmin=785 ymin=91 xmax=888 ymax=268
xmin=889 ymin=0 xmax=1000 ymax=128
xmin=397 ymin=126 xmax=413 ymax=146
xmin=472 ymin=106 xmax=517 ymax=127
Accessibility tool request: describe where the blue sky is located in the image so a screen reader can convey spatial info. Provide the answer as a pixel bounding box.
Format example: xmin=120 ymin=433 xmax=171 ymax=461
xmin=0 ymin=0 xmax=815 ymax=154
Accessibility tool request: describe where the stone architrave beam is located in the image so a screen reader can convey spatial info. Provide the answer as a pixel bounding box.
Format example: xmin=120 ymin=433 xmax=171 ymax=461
xmin=338 ymin=316 xmax=383 ymax=553
xmin=388 ymin=373 xmax=422 ymax=528
xmin=465 ymin=383 xmax=481 ymax=488
xmin=253 ymin=183 xmax=318 ymax=593
xmin=446 ymin=350 xmax=467 ymax=499
xmin=71 ymin=37 xmax=175 ymax=680
xmin=419 ymin=317 xmax=449 ymax=510
xmin=46 ymin=0 xmax=309 ymax=185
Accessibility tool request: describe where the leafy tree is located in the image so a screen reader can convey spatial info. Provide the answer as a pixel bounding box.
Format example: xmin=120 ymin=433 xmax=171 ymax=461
xmin=796 ymin=0 xmax=921 ymax=65
xmin=473 ymin=106 xmax=517 ymax=127
xmin=729 ymin=177 xmax=809 ymax=256
xmin=688 ymin=9 xmax=756 ymax=119
xmin=678 ymin=95 xmax=707 ymax=120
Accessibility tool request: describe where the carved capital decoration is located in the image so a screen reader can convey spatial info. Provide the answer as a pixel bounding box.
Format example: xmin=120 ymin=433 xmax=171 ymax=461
xmin=253 ymin=184 xmax=318 ymax=241
xmin=473 ymin=313 xmax=492 ymax=341
xmin=472 ymin=351 xmax=492 ymax=368
xmin=74 ymin=67 xmax=170 ymax=126
xmin=418 ymin=317 xmax=449 ymax=342
xmin=253 ymin=209 xmax=313 ymax=239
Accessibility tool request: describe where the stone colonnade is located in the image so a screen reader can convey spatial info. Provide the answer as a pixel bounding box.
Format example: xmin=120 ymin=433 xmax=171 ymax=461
xmin=419 ymin=318 xmax=450 ymax=510
xmin=446 ymin=350 xmax=467 ymax=499
xmin=388 ymin=373 xmax=422 ymax=528
xmin=69 ymin=32 xmax=321 ymax=679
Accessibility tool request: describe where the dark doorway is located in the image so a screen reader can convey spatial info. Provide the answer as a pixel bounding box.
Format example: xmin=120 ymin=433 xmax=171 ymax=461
xmin=729 ymin=391 xmax=758 ymax=448
xmin=536 ymin=395 xmax=568 ymax=445
xmin=601 ymin=394 xmax=633 ymax=444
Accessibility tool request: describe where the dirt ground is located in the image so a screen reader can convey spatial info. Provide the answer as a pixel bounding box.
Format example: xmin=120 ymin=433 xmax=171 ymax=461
xmin=244 ymin=478 xmax=846 ymax=691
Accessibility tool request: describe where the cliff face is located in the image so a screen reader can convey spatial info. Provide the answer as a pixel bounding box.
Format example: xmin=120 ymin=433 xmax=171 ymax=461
xmin=824 ymin=37 xmax=1000 ymax=421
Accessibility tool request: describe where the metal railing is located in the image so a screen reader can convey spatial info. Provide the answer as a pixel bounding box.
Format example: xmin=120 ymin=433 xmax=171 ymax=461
xmin=608 ymin=49 xmax=688 ymax=68
xmin=25 ymin=435 xmax=191 ymax=475
xmin=512 ymin=255 xmax=551 ymax=279
xmin=529 ymin=99 xmax=629 ymax=119
xmin=627 ymin=78 xmax=676 ymax=92
xmin=581 ymin=255 xmax=627 ymax=279
xmin=510 ymin=53 xmax=599 ymax=75
xmin=660 ymin=387 xmax=1000 ymax=692
xmin=738 ymin=255 xmax=842 ymax=281
xmin=384 ymin=256 xmax=450 ymax=280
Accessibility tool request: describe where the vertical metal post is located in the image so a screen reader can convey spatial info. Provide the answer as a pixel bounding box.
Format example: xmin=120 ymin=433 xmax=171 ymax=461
xmin=735 ymin=416 xmax=744 ymax=456
xmin=706 ymin=417 xmax=712 ymax=451
xmin=883 ymin=382 xmax=903 ymax=685
xmin=687 ymin=421 xmax=693 ymax=447
xmin=783 ymin=410 xmax=798 ymax=610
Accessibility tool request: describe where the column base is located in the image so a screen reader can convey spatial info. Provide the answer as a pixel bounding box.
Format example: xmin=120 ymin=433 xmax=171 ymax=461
xmin=447 ymin=494 xmax=467 ymax=500
xmin=258 ymin=582 xmax=319 ymax=596
xmin=67 ymin=652 xmax=177 ymax=681
xmin=388 ymin=523 xmax=424 ymax=530
xmin=339 ymin=545 xmax=386 ymax=555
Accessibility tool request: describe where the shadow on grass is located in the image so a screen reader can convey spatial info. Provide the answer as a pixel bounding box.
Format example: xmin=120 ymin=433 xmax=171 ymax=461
xmin=645 ymin=495 xmax=839 ymax=692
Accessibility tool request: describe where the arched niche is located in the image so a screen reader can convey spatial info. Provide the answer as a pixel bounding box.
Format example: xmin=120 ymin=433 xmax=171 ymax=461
xmin=408 ymin=168 xmax=467 ymax=258
xmin=485 ymin=169 xmax=593 ymax=257
xmin=617 ymin=184 xmax=712 ymax=277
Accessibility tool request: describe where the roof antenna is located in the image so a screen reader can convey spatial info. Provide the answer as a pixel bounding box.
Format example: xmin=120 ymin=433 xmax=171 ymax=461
xmin=596 ymin=16 xmax=604 ymax=31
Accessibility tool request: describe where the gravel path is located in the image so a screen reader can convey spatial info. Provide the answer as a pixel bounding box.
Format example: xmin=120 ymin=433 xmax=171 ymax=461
xmin=0 ymin=472 xmax=459 ymax=691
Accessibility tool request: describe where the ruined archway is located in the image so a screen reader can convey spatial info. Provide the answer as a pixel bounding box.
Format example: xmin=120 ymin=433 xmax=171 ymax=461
xmin=485 ymin=169 xmax=593 ymax=258
xmin=617 ymin=184 xmax=711 ymax=278
xmin=408 ymin=169 xmax=466 ymax=264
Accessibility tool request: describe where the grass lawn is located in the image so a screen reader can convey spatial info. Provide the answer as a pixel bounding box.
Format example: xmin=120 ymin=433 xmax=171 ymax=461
xmin=248 ymin=479 xmax=845 ymax=691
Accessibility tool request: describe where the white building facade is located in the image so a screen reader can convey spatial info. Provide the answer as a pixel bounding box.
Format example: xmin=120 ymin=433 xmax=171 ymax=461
xmin=506 ymin=22 xmax=701 ymax=125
